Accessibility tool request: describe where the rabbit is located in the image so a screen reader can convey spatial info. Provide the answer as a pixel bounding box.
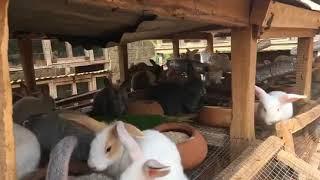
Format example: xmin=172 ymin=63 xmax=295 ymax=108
xmin=87 ymin=121 xmax=188 ymax=180
xmin=14 ymin=123 xmax=41 ymax=179
xmin=255 ymin=85 xmax=307 ymax=125
xmin=116 ymin=121 xmax=175 ymax=180
xmin=46 ymin=136 xmax=112 ymax=180
xmin=22 ymin=110 xmax=107 ymax=168
xmin=90 ymin=78 xmax=128 ymax=119
xmin=13 ymin=94 xmax=55 ymax=125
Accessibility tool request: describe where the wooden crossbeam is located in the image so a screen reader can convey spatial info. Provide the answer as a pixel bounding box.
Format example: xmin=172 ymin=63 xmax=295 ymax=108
xmin=259 ymin=28 xmax=317 ymax=39
xmin=68 ymin=0 xmax=251 ymax=27
xmin=0 ymin=0 xmax=17 ymax=179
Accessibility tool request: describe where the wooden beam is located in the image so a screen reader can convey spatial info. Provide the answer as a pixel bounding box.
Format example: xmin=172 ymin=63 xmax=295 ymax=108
xmin=118 ymin=44 xmax=128 ymax=82
xmin=0 ymin=0 xmax=17 ymax=178
xmin=170 ymin=32 xmax=211 ymax=40
xmin=230 ymin=26 xmax=257 ymax=146
xmin=259 ymin=28 xmax=317 ymax=39
xmin=251 ymin=0 xmax=320 ymax=30
xmin=206 ymin=33 xmax=214 ymax=53
xmin=69 ymin=0 xmax=251 ymax=27
xmin=172 ymin=38 xmax=179 ymax=58
xmin=18 ymin=38 xmax=37 ymax=93
xmin=215 ymin=136 xmax=283 ymax=179
xmin=296 ymin=37 xmax=314 ymax=98
xmin=277 ymin=150 xmax=320 ymax=179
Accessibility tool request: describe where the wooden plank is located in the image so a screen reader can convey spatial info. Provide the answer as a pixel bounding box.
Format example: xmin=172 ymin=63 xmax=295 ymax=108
xmin=165 ymin=32 xmax=211 ymax=40
xmin=69 ymin=0 xmax=251 ymax=27
xmin=206 ymin=33 xmax=214 ymax=53
xmin=251 ymin=0 xmax=320 ymax=30
xmin=296 ymin=37 xmax=314 ymax=99
xmin=172 ymin=38 xmax=179 ymax=58
xmin=277 ymin=150 xmax=320 ymax=179
xmin=18 ymin=38 xmax=37 ymax=93
xmin=215 ymin=136 xmax=284 ymax=180
xmin=0 ymin=0 xmax=17 ymax=179
xmin=230 ymin=26 xmax=257 ymax=145
xmin=260 ymin=28 xmax=317 ymax=38
xmin=276 ymin=121 xmax=295 ymax=154
xmin=118 ymin=44 xmax=128 ymax=82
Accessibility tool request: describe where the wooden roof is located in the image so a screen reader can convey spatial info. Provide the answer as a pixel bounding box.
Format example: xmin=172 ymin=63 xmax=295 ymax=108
xmin=8 ymin=0 xmax=320 ymax=48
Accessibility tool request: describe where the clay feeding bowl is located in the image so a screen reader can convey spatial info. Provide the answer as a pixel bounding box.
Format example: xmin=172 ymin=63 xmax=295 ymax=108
xmin=154 ymin=122 xmax=208 ymax=170
xmin=127 ymin=100 xmax=164 ymax=115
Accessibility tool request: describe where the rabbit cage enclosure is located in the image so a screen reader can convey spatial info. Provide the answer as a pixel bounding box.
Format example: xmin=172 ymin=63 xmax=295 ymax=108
xmin=2 ymin=0 xmax=320 ymax=179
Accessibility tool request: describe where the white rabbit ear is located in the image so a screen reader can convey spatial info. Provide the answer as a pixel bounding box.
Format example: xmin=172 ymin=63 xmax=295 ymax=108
xmin=143 ymin=159 xmax=171 ymax=178
xmin=116 ymin=121 xmax=143 ymax=161
xmin=278 ymin=94 xmax=307 ymax=104
xmin=254 ymin=85 xmax=268 ymax=100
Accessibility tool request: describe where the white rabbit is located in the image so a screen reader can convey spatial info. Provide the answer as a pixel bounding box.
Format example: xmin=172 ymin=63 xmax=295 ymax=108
xmin=116 ymin=121 xmax=172 ymax=180
xmin=87 ymin=121 xmax=188 ymax=180
xmin=255 ymin=85 xmax=306 ymax=125
xmin=14 ymin=123 xmax=41 ymax=179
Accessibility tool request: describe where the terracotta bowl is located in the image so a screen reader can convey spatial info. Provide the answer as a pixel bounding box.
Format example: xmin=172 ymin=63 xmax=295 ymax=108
xmin=198 ymin=106 xmax=232 ymax=128
xmin=199 ymin=104 xmax=259 ymax=128
xmin=127 ymin=100 xmax=164 ymax=115
xmin=154 ymin=122 xmax=208 ymax=170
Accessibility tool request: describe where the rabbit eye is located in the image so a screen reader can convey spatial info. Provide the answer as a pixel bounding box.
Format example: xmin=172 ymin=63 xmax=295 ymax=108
xmin=277 ymin=108 xmax=280 ymax=111
xmin=105 ymin=146 xmax=112 ymax=153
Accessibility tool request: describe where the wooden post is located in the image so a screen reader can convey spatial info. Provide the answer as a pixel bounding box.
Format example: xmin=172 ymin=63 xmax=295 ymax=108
xmin=296 ymin=37 xmax=314 ymax=99
xmin=18 ymin=38 xmax=37 ymax=93
xmin=172 ymin=38 xmax=180 ymax=58
xmin=118 ymin=44 xmax=128 ymax=82
xmin=230 ymin=26 xmax=257 ymax=147
xmin=206 ymin=33 xmax=214 ymax=53
xmin=0 ymin=0 xmax=17 ymax=178
xmin=42 ymin=40 xmax=52 ymax=66
xmin=65 ymin=42 xmax=73 ymax=58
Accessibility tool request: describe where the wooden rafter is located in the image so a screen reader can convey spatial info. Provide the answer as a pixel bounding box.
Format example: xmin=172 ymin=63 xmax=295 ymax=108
xmin=0 ymin=0 xmax=16 ymax=178
xmin=68 ymin=0 xmax=251 ymax=27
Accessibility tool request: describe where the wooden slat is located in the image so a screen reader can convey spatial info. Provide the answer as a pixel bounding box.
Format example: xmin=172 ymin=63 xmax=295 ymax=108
xmin=230 ymin=26 xmax=257 ymax=145
xmin=118 ymin=44 xmax=129 ymax=82
xmin=260 ymin=28 xmax=317 ymax=38
xmin=251 ymin=0 xmax=320 ymax=29
xmin=172 ymin=38 xmax=179 ymax=58
xmin=296 ymin=37 xmax=314 ymax=98
xmin=277 ymin=150 xmax=320 ymax=179
xmin=215 ymin=136 xmax=284 ymax=180
xmin=18 ymin=38 xmax=37 ymax=93
xmin=0 ymin=0 xmax=17 ymax=179
xmin=69 ymin=0 xmax=251 ymax=27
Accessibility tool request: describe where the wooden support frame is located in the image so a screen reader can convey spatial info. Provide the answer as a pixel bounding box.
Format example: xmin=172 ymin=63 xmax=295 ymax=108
xmin=69 ymin=0 xmax=251 ymax=27
xmin=259 ymin=28 xmax=317 ymax=39
xmin=277 ymin=150 xmax=320 ymax=179
xmin=18 ymin=38 xmax=37 ymax=93
xmin=118 ymin=44 xmax=128 ymax=82
xmin=251 ymin=0 xmax=320 ymax=30
xmin=230 ymin=26 xmax=257 ymax=146
xmin=0 ymin=0 xmax=17 ymax=178
xmin=296 ymin=37 xmax=314 ymax=98
xmin=276 ymin=104 xmax=320 ymax=154
xmin=172 ymin=38 xmax=179 ymax=58
xmin=215 ymin=136 xmax=284 ymax=179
